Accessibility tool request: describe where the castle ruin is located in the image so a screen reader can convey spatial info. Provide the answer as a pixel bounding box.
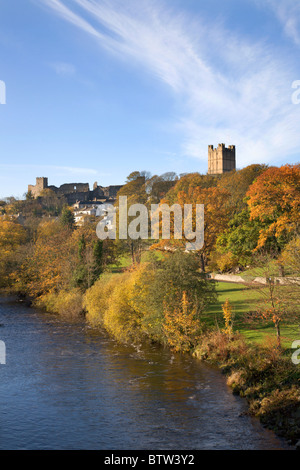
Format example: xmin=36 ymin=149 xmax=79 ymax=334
xmin=208 ymin=144 xmax=236 ymax=175
xmin=28 ymin=177 xmax=123 ymax=205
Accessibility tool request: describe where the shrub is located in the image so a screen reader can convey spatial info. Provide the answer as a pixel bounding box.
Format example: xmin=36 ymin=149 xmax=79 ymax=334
xmin=34 ymin=289 xmax=83 ymax=318
xmin=163 ymin=292 xmax=204 ymax=353
xmin=83 ymin=274 xmax=119 ymax=327
xmin=102 ymin=272 xmax=143 ymax=344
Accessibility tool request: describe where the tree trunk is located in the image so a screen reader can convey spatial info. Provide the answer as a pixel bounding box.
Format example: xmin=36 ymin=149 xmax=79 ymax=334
xmin=276 ymin=322 xmax=281 ymax=349
xmin=200 ymin=253 xmax=206 ymax=273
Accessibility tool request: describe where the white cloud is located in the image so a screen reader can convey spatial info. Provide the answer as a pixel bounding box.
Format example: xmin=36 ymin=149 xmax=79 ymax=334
xmin=262 ymin=0 xmax=300 ymax=46
xmin=39 ymin=0 xmax=105 ymax=40
xmin=49 ymin=61 xmax=76 ymax=76
xmin=0 ymin=163 xmax=98 ymax=175
xmin=39 ymin=0 xmax=300 ymax=167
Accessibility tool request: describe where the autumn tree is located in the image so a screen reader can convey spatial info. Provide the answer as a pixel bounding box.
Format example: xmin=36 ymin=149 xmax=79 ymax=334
xmin=165 ymin=172 xmax=218 ymax=205
xmin=173 ymin=186 xmax=231 ymax=271
xmin=13 ymin=220 xmax=73 ymax=297
xmin=146 ymin=172 xmax=178 ymax=204
xmin=218 ymin=164 xmax=268 ymax=214
xmin=246 ymin=164 xmax=300 ymax=251
xmin=134 ymin=251 xmax=216 ymax=341
xmin=163 ymin=292 xmax=203 ymax=353
xmin=215 ymin=209 xmax=265 ymax=269
xmin=222 ymin=299 xmax=234 ymax=338
xmin=278 ymin=236 xmax=300 ymax=319
xmin=245 ymin=252 xmax=300 ymax=348
xmin=0 ymin=219 xmax=27 ymax=288
xmin=39 ymin=189 xmax=66 ymax=216
xmin=115 ymin=171 xmax=150 ymax=265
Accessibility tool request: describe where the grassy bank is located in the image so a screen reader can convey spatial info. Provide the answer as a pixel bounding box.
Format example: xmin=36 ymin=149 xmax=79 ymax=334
xmin=207 ymin=282 xmax=299 ymax=348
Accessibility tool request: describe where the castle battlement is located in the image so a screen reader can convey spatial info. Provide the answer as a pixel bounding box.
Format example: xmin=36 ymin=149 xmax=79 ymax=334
xmin=208 ymin=144 xmax=236 ymax=175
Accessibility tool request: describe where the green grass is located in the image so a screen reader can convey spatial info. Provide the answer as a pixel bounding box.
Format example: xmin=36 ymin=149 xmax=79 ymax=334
xmin=204 ymin=281 xmax=259 ymax=327
xmin=206 ymin=281 xmax=299 ymax=348
xmin=109 ymin=255 xmax=132 ymax=273
xmin=109 ymin=249 xmax=164 ymax=273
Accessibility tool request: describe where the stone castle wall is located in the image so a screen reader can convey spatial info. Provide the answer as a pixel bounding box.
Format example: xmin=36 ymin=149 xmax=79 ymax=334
xmin=28 ymin=177 xmax=123 ymax=204
xmin=208 ymin=144 xmax=236 ymax=175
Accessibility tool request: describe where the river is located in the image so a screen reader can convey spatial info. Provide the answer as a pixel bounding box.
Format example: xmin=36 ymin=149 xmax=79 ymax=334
xmin=0 ymin=297 xmax=290 ymax=450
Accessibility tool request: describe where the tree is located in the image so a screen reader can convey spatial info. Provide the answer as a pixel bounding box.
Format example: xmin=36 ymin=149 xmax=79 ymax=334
xmin=0 ymin=219 xmax=27 ymax=288
xmin=244 ymin=253 xmax=300 ymax=348
xmin=60 ymin=206 xmax=75 ymax=230
xmin=115 ymin=172 xmax=149 ymax=265
xmin=72 ymin=235 xmax=105 ymax=290
xmin=13 ymin=220 xmax=73 ymax=296
xmin=222 ymin=299 xmax=234 ymax=338
xmin=146 ymin=173 xmax=178 ymax=204
xmin=216 ymin=209 xmax=264 ymax=269
xmin=173 ymin=186 xmax=231 ymax=271
xmin=218 ymin=164 xmax=268 ymax=214
xmin=39 ymin=189 xmax=66 ymax=216
xmin=165 ymin=172 xmax=218 ymax=205
xmin=279 ymin=236 xmax=300 ymax=320
xmin=163 ymin=292 xmax=203 ymax=353
xmin=246 ymin=164 xmax=300 ymax=250
xmin=134 ymin=251 xmax=217 ymax=341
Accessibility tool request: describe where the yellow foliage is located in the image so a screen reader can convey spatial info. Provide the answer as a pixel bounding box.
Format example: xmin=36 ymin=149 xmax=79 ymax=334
xmin=163 ymin=291 xmax=202 ymax=353
xmin=222 ymin=299 xmax=234 ymax=337
xmin=83 ymin=274 xmax=119 ymax=327
xmin=0 ymin=219 xmax=26 ymax=251
xmin=35 ymin=289 xmax=83 ymax=318
xmin=103 ymin=272 xmax=142 ymax=344
xmin=216 ymin=251 xmax=239 ymax=273
xmin=84 ymin=264 xmax=151 ymax=343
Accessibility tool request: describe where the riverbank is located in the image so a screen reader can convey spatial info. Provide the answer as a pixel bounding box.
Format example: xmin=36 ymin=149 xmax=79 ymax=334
xmin=193 ymin=331 xmax=300 ymax=448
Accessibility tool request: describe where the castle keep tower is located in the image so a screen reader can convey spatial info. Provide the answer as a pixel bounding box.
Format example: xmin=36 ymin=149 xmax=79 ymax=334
xmin=208 ymin=144 xmax=236 ymax=175
xmin=28 ymin=177 xmax=48 ymax=198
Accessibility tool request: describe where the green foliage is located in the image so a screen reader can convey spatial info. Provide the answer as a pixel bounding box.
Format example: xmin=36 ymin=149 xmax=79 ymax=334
xmin=60 ymin=206 xmax=75 ymax=230
xmin=216 ymin=209 xmax=262 ymax=267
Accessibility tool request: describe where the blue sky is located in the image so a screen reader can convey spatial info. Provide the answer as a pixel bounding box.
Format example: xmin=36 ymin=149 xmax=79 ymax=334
xmin=0 ymin=0 xmax=300 ymax=198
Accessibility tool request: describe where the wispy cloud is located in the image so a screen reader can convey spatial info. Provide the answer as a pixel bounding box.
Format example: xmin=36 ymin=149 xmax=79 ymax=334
xmin=38 ymin=0 xmax=300 ymax=167
xmin=0 ymin=163 xmax=98 ymax=175
xmin=49 ymin=61 xmax=76 ymax=77
xmin=39 ymin=0 xmax=105 ymax=40
xmin=261 ymin=0 xmax=300 ymax=46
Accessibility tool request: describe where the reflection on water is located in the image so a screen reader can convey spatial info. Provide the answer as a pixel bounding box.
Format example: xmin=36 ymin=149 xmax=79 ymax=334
xmin=0 ymin=298 xmax=290 ymax=450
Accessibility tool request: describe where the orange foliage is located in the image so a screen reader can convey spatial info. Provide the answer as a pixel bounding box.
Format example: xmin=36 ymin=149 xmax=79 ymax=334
xmin=151 ymin=186 xmax=231 ymax=265
xmin=247 ymin=164 xmax=300 ymax=249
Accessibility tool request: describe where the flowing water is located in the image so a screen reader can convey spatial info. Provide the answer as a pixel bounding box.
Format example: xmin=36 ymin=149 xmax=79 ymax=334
xmin=0 ymin=298 xmax=290 ymax=450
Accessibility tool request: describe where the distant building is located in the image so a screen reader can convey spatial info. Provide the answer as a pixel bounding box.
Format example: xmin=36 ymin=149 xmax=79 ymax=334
xmin=73 ymin=202 xmax=114 ymax=226
xmin=28 ymin=177 xmax=123 ymax=205
xmin=28 ymin=177 xmax=48 ymax=198
xmin=208 ymin=144 xmax=236 ymax=175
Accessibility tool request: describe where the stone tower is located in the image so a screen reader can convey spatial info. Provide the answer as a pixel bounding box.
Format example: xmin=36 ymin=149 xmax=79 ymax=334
xmin=208 ymin=144 xmax=236 ymax=175
xmin=28 ymin=177 xmax=48 ymax=198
